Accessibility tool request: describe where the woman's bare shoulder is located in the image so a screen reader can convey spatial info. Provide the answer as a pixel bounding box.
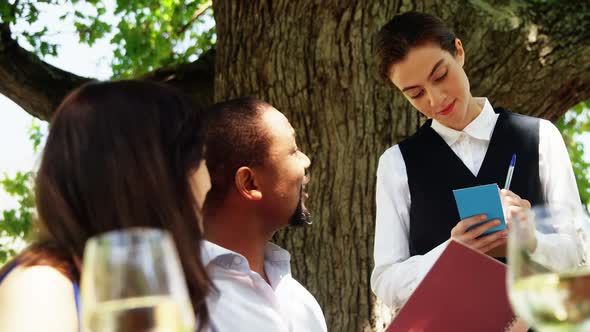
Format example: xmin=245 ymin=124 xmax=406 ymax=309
xmin=0 ymin=265 xmax=78 ymax=332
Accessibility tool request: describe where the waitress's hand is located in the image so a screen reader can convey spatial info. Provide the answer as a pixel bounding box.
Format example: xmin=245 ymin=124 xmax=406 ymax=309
xmin=501 ymin=190 xmax=537 ymax=251
xmin=450 ymin=214 xmax=508 ymax=254
xmin=500 ymin=189 xmax=531 ymax=225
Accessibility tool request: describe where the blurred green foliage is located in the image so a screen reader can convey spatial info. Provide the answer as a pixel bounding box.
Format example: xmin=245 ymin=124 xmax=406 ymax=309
xmin=0 ymin=121 xmax=42 ymax=263
xmin=556 ymin=101 xmax=590 ymax=208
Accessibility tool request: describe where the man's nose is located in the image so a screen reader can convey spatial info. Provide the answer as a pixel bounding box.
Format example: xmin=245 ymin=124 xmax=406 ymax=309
xmin=301 ymin=151 xmax=311 ymax=169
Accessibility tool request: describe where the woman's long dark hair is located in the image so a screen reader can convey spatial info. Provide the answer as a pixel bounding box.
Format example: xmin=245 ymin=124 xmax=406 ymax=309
xmin=0 ymin=80 xmax=211 ymax=328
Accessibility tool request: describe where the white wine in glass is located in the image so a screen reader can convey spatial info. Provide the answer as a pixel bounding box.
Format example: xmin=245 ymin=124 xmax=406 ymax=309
xmin=80 ymin=228 xmax=196 ymax=332
xmin=508 ymin=205 xmax=590 ymax=332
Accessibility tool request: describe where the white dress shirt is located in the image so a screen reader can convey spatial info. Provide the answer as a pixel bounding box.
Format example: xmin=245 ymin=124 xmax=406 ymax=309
xmin=371 ymin=98 xmax=583 ymax=309
xmin=202 ymin=240 xmax=327 ymax=332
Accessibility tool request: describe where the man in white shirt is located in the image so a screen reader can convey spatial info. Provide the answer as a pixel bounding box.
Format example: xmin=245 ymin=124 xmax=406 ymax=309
xmin=371 ymin=11 xmax=584 ymax=309
xmin=202 ymin=97 xmax=327 ymax=331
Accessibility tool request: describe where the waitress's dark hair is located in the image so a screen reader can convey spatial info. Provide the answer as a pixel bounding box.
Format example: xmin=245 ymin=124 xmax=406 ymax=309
xmin=375 ymin=11 xmax=457 ymax=81
xmin=0 ymin=80 xmax=211 ymax=329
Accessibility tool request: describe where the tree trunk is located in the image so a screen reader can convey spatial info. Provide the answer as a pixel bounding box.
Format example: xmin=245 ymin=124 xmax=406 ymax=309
xmin=212 ymin=1 xmax=589 ymax=331
xmin=0 ymin=0 xmax=588 ymax=330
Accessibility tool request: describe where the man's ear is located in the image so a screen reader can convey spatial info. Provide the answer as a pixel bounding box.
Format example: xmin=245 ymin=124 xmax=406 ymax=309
xmin=235 ymin=166 xmax=263 ymax=201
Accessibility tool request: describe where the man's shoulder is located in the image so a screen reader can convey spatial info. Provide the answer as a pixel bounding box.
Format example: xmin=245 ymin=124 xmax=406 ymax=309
xmin=201 ymin=240 xmax=241 ymax=267
xmin=282 ymin=276 xmax=328 ymax=331
xmin=283 ymin=276 xmax=322 ymax=305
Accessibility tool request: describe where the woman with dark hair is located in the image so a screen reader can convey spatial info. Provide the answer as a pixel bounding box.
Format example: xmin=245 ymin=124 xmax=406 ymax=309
xmin=371 ymin=11 xmax=583 ymax=309
xmin=0 ymin=80 xmax=212 ymax=331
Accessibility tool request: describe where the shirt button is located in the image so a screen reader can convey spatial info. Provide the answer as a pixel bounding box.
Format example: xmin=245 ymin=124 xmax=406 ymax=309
xmin=232 ymin=256 xmax=242 ymax=265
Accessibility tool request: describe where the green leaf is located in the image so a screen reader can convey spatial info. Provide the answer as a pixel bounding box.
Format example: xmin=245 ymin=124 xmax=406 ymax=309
xmin=557 ymin=101 xmax=590 ymax=207
xmin=28 ymin=120 xmax=43 ymax=153
xmin=0 ymin=3 xmax=15 ymax=24
xmin=24 ymin=3 xmax=40 ymax=24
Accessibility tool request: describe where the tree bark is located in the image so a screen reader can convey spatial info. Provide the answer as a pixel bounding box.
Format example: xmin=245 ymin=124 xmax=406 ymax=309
xmin=0 ymin=0 xmax=588 ymax=330
xmin=141 ymin=49 xmax=216 ymax=107
xmin=212 ymin=0 xmax=589 ymax=331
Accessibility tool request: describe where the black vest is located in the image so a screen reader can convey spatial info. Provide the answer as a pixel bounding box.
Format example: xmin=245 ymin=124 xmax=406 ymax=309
xmin=399 ymin=109 xmax=545 ymax=256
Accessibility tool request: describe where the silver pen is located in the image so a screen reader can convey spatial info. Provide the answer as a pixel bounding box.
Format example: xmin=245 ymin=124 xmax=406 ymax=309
xmin=504 ymin=154 xmax=516 ymax=190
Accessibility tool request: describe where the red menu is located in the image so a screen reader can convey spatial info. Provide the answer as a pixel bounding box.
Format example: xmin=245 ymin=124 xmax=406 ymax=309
xmin=386 ymin=240 xmax=528 ymax=332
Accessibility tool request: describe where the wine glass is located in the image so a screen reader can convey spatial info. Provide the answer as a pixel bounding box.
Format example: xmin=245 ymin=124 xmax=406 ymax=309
xmin=80 ymin=228 xmax=196 ymax=332
xmin=507 ymin=205 xmax=590 ymax=332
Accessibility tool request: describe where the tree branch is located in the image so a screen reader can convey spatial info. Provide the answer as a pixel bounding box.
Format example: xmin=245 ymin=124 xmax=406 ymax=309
xmin=0 ymin=22 xmax=215 ymax=121
xmin=177 ymin=0 xmax=213 ymax=36
xmin=141 ymin=48 xmax=216 ymax=107
xmin=0 ymin=23 xmax=91 ymax=121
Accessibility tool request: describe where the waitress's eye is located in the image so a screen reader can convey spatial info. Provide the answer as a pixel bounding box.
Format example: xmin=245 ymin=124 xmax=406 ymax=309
xmin=409 ymin=90 xmax=424 ymax=99
xmin=435 ymin=70 xmax=448 ymax=82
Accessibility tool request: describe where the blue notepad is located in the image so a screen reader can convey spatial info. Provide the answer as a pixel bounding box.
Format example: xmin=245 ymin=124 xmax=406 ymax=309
xmin=452 ymin=184 xmax=506 ymax=236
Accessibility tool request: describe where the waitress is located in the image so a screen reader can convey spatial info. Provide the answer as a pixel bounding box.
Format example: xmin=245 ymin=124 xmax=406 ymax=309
xmin=370 ymin=11 xmax=583 ymax=309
